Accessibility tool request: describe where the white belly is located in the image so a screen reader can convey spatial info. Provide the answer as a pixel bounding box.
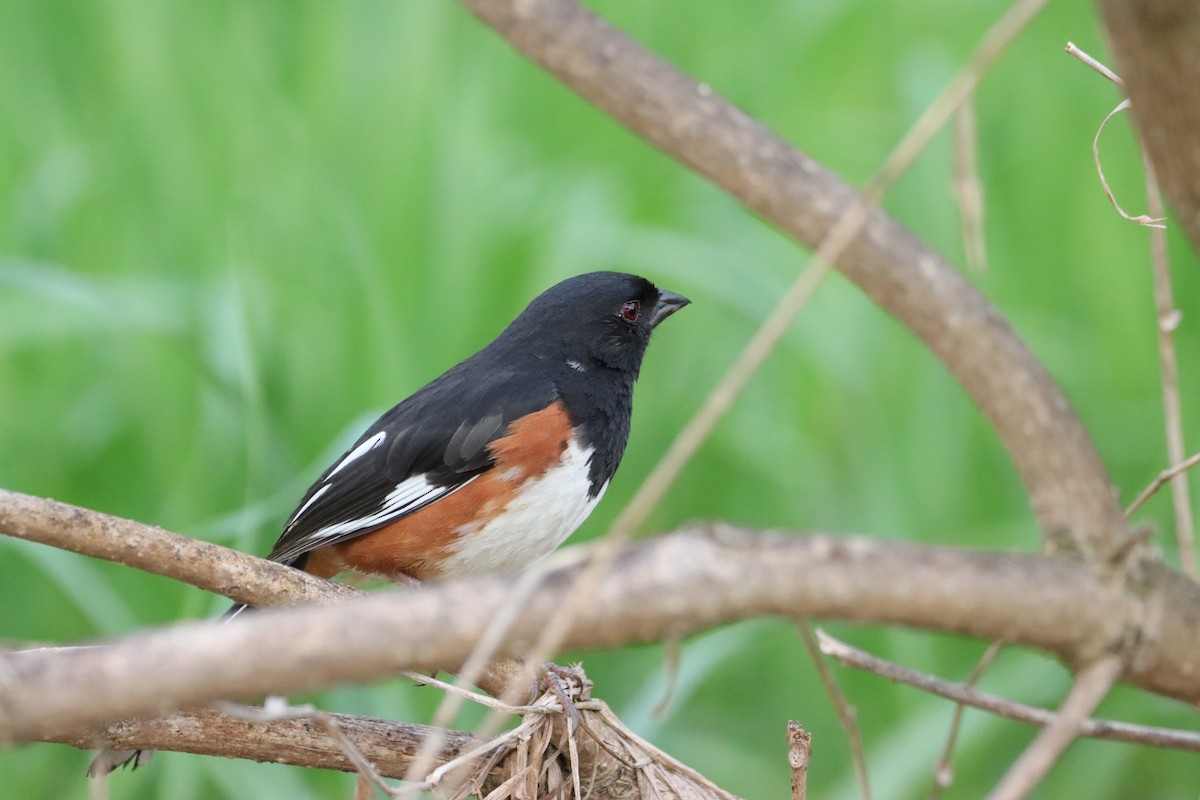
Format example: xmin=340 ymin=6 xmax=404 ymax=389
xmin=439 ymin=438 xmax=606 ymax=577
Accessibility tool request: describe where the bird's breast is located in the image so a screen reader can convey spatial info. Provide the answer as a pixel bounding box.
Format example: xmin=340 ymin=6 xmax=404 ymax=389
xmin=439 ymin=436 xmax=605 ymax=577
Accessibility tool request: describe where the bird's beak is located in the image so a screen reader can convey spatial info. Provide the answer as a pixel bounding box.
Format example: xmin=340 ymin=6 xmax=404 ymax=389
xmin=648 ymin=289 xmax=690 ymax=330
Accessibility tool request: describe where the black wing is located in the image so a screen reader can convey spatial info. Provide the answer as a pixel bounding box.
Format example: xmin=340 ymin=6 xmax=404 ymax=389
xmin=266 ymin=367 xmax=559 ymax=566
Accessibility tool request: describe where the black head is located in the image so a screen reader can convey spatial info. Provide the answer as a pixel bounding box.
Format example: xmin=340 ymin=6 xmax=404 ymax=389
xmin=498 ymin=271 xmax=689 ymax=377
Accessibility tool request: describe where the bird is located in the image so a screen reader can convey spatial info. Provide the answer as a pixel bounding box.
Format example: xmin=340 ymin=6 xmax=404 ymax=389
xmin=89 ymin=270 xmax=688 ymax=776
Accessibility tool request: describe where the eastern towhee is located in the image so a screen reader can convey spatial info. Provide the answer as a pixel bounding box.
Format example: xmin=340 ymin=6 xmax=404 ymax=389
xmin=90 ymin=271 xmax=688 ymax=775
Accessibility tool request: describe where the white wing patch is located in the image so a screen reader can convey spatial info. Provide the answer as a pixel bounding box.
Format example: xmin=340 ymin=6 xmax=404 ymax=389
xmin=326 ymin=431 xmax=388 ymax=479
xmin=288 ymin=483 xmax=331 ymax=525
xmin=304 ymin=473 xmax=476 ymax=543
xmin=440 ymin=438 xmax=604 ymax=577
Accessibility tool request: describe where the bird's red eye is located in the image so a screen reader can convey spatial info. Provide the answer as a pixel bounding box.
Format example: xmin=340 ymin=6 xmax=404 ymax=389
xmin=621 ymin=300 xmax=641 ymax=321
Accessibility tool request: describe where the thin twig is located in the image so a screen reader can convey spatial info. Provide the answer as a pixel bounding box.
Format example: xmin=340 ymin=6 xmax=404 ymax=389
xmin=652 ymin=634 xmax=683 ymax=722
xmin=1142 ymin=150 xmax=1195 ymax=577
xmin=987 ymin=655 xmax=1123 ymax=800
xmin=800 ymin=625 xmax=870 ymax=800
xmin=953 ymin=99 xmax=988 ymax=272
xmin=425 ymin=715 xmax=542 ymax=789
xmin=567 ymin=719 xmax=583 ymax=800
xmin=393 ymin=715 xmax=543 ymax=796
xmin=1070 ymin=44 xmax=1161 ymax=225
xmin=1065 ymin=45 xmax=1164 ymax=227
xmin=481 ymin=763 xmax=529 ymax=800
xmin=816 ymin=631 xmax=1200 ymax=752
xmin=1088 ymin=99 xmax=1167 ymax=228
xmin=87 ymin=770 xmax=109 ymax=800
xmin=1065 ymin=42 xmax=1124 ymax=87
xmin=316 ymin=714 xmax=397 ymax=798
xmin=1099 ymin=0 xmax=1200 ymax=255
xmin=787 ymin=721 xmax=812 ymax=800
xmin=1126 ymin=452 xmax=1200 ymax=519
xmin=929 ymin=641 xmax=1005 ymax=799
xmin=401 ymin=671 xmax=546 ymax=715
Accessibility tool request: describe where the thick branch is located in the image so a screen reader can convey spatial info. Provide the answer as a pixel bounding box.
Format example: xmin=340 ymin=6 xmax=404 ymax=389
xmin=5 ymin=523 xmax=1200 ymax=744
xmin=1100 ymin=0 xmax=1200 ymax=253
xmin=41 ymin=708 xmax=484 ymax=779
xmin=0 ymin=488 xmax=521 ymax=698
xmin=455 ymin=0 xmax=1125 ymax=556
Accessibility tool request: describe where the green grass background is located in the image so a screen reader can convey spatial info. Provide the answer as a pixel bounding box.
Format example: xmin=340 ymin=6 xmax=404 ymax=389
xmin=2 ymin=1 xmax=1198 ymax=797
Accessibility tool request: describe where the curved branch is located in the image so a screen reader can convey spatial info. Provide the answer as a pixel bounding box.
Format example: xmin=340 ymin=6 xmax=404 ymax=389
xmin=455 ymin=0 xmax=1125 ymax=556
xmin=4 ymin=516 xmax=1199 ymax=744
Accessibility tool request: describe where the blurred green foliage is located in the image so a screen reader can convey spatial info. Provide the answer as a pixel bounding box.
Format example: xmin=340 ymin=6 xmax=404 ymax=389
xmin=2 ymin=1 xmax=1198 ymax=798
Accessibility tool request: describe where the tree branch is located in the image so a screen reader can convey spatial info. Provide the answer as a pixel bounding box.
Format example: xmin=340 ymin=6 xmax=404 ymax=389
xmin=0 ymin=488 xmax=356 ymax=608
xmin=3 ymin=494 xmax=1199 ymax=744
xmin=455 ymin=0 xmax=1125 ymax=557
xmin=38 ymin=708 xmax=485 ymax=779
